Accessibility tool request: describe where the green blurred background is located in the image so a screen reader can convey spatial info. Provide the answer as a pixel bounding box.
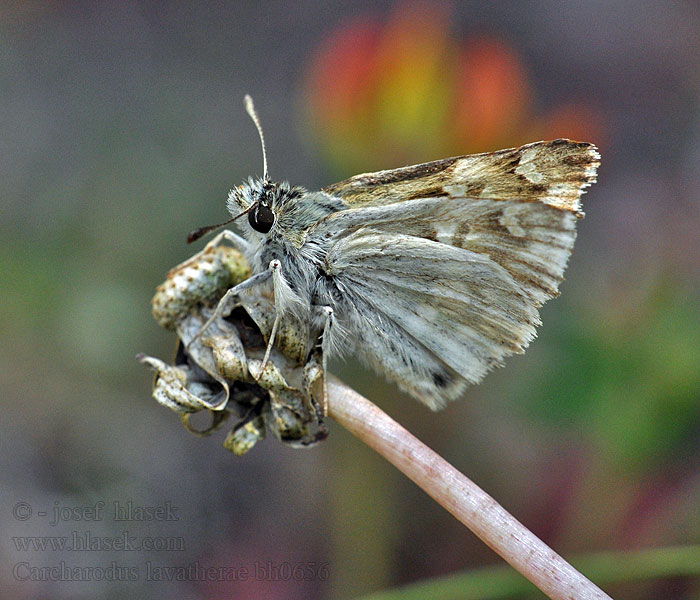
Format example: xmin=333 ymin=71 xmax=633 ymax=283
xmin=2 ymin=2 xmax=699 ymax=599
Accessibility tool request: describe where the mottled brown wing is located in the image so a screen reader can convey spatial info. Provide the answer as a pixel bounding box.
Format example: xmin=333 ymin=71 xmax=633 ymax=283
xmin=323 ymin=139 xmax=600 ymax=215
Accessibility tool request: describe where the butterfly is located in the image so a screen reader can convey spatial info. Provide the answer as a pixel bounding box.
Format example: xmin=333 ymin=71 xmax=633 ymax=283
xmin=189 ymin=96 xmax=600 ymax=410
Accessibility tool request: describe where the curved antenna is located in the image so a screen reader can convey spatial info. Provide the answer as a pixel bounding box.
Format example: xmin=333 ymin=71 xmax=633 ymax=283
xmin=244 ymin=94 xmax=268 ymax=181
xmin=188 ymin=96 xmax=267 ymax=244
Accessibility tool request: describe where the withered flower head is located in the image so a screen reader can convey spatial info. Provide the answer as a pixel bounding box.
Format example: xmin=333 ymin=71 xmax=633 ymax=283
xmin=139 ymin=245 xmax=327 ymax=456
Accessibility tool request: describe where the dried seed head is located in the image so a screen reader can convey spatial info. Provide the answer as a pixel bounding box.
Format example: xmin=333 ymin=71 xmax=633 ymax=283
xmin=141 ymin=243 xmax=327 ymax=455
xmin=151 ymin=245 xmax=250 ymax=330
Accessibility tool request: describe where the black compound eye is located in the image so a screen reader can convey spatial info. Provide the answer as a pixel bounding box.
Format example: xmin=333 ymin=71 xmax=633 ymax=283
xmin=248 ymin=202 xmax=275 ymax=233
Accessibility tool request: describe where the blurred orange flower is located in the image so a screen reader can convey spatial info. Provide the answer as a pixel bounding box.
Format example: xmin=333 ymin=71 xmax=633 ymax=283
xmin=304 ymin=3 xmax=604 ymax=176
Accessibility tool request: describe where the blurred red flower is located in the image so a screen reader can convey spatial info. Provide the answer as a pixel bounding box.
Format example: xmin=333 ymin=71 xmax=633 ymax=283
xmin=304 ymin=3 xmax=604 ymax=176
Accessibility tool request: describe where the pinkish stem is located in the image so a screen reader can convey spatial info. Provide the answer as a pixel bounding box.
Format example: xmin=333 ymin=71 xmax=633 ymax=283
xmin=327 ymin=376 xmax=613 ymax=600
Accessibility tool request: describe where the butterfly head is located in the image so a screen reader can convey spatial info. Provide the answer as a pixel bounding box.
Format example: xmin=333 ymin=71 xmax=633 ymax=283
xmin=186 ymin=96 xmax=314 ymax=245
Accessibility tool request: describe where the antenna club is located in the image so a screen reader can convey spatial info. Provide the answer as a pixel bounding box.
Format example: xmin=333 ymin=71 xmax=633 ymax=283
xmin=244 ymin=94 xmax=255 ymax=113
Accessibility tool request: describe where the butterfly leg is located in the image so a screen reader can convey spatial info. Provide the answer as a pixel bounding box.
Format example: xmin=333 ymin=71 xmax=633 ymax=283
xmin=189 ymin=265 xmax=273 ymax=350
xmin=255 ymin=310 xmax=279 ymax=381
xmin=313 ymin=305 xmax=334 ymax=417
xmin=201 ymin=229 xmax=251 ymax=254
xmin=254 ymin=260 xmax=290 ymax=381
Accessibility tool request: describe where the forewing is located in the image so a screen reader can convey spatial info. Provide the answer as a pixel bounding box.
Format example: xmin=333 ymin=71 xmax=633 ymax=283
xmin=323 ymin=139 xmax=599 ymax=214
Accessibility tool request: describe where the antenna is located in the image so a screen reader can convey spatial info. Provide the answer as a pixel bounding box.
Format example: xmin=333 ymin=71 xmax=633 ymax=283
xmin=187 ymin=96 xmax=267 ymax=244
xmin=244 ymin=94 xmax=269 ymax=181
xmin=186 ymin=203 xmax=255 ymax=244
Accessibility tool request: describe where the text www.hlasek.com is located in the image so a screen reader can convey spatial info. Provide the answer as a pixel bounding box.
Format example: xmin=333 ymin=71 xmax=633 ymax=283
xmin=12 ymin=531 xmax=185 ymax=552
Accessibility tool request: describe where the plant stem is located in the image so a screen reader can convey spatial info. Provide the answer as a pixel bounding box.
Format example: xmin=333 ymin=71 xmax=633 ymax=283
xmin=327 ymin=376 xmax=613 ymax=600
